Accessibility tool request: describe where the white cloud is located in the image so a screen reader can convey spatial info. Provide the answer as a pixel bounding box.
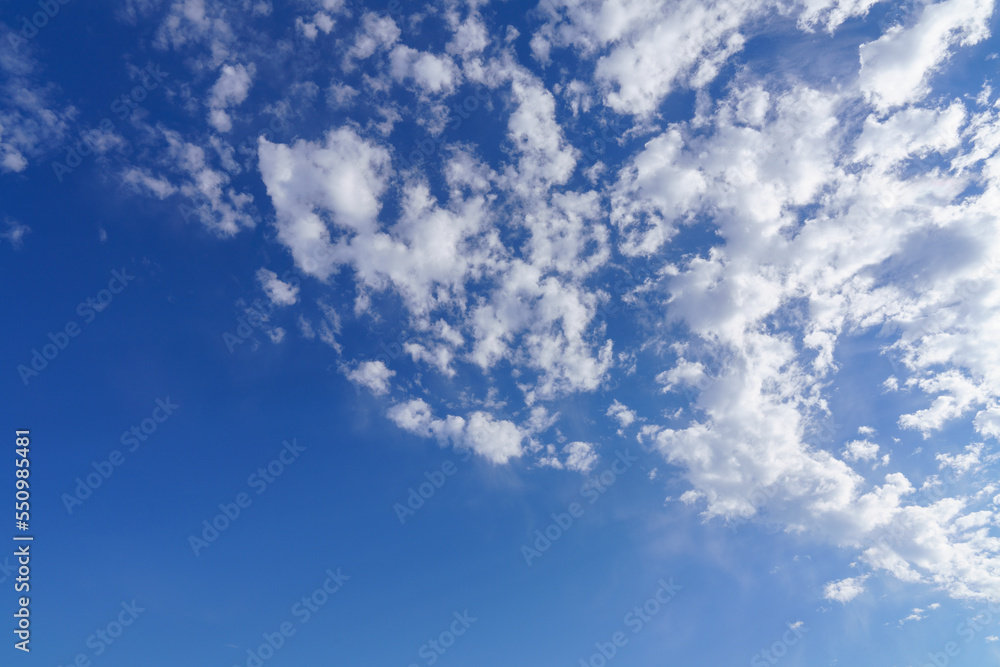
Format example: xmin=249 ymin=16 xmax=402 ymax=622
xmin=387 ymin=398 xmax=525 ymax=464
xmin=469 ymin=264 xmax=615 ymax=400
xmin=532 ymin=0 xmax=759 ymax=116
xmin=563 ymin=441 xmax=598 ymax=473
xmin=298 ymin=315 xmax=315 ymax=340
xmin=823 ymin=575 xmax=870 ymax=603
xmin=153 ymin=0 xmax=251 ymax=69
xmin=0 ymin=27 xmax=76 ymax=173
xmin=256 ymin=268 xmax=299 ymax=306
xmin=258 ymin=121 xmax=614 ymax=400
xmin=123 ymin=168 xmax=179 ymax=199
xmin=344 ymin=13 xmax=400 ymax=68
xmin=974 ymin=406 xmax=1000 ymax=439
xmin=386 ymin=397 xmax=435 ymax=434
xmin=655 ymin=358 xmax=707 ymax=393
xmin=899 ymin=371 xmax=989 ymax=436
xmin=607 ymin=67 xmax=1000 ymax=604
xmin=345 ymin=360 xmax=396 ymax=396
xmin=120 ymin=124 xmax=258 ymax=236
xmin=606 ymin=400 xmax=637 ymax=428
xmin=504 ymin=75 xmax=579 ymax=191
xmin=389 ymin=46 xmax=460 ymax=95
xmin=213 ymin=0 xmax=1000 ymax=607
xmin=524 ymin=406 xmax=560 ymax=434
xmin=797 ymin=0 xmax=881 ymax=32
xmin=680 ymin=489 xmax=705 ymax=505
xmin=163 ymin=128 xmax=256 ymax=235
xmin=858 ymin=0 xmax=995 ymax=112
xmin=208 ymin=63 xmax=254 ymax=132
xmin=404 ymin=342 xmax=457 ymax=377
xmin=446 ymin=15 xmax=489 ymax=58
xmin=317 ymin=299 xmax=342 ymax=353
xmin=936 ymin=442 xmax=985 ymax=475
xmin=844 ymin=439 xmax=880 ymax=462
xmin=898 ymin=605 xmax=937 ymax=625
xmin=459 ymin=412 xmax=525 ymax=464
xmin=297 ymin=11 xmax=336 ymax=39
xmin=258 ymin=126 xmax=392 ymax=279
xmin=1 ymin=218 xmax=30 ymax=249
xmin=853 ymin=102 xmax=966 ymax=167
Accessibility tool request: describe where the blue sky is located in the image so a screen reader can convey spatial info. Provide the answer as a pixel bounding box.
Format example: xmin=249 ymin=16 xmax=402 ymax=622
xmin=3 ymin=0 xmax=1000 ymax=665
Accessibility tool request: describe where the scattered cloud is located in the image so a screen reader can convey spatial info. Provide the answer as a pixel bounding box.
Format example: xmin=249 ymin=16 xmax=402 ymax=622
xmin=345 ymin=360 xmax=396 ymax=397
xmin=256 ymin=268 xmax=299 ymax=306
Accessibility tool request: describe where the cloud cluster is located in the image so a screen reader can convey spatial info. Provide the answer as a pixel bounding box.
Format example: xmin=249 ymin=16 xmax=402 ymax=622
xmin=388 ymin=398 xmax=525 ymax=464
xmin=50 ymin=0 xmax=1000 ymax=607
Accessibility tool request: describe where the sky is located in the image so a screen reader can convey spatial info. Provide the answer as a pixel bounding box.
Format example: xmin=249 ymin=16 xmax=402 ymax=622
xmin=2 ymin=0 xmax=1000 ymax=665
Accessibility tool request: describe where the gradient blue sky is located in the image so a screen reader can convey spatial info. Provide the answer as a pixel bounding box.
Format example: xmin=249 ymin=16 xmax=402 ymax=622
xmin=3 ymin=0 xmax=1000 ymax=665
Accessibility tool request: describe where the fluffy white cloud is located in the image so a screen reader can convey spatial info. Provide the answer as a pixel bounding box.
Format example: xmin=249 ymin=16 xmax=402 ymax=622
xmin=208 ymin=63 xmax=254 ymax=132
xmin=296 ymin=8 xmax=337 ymax=40
xmin=446 ymin=15 xmax=489 ymax=58
xmin=387 ymin=398 xmax=525 ymax=463
xmin=975 ymin=406 xmax=1000 ymax=439
xmin=844 ymin=439 xmax=880 ymax=462
xmin=824 ymin=575 xmax=870 ymax=603
xmin=258 ymin=126 xmax=392 ymax=279
xmin=610 ymin=50 xmax=1000 ymax=601
xmin=504 ymin=75 xmax=579 ymax=191
xmin=153 ymin=0 xmax=253 ymax=68
xmin=853 ymin=102 xmax=966 ymax=167
xmin=898 ymin=370 xmax=991 ymax=437
xmin=796 ymin=0 xmax=882 ymax=31
xmin=469 ymin=263 xmax=615 ymax=400
xmin=141 ymin=0 xmax=1000 ymax=607
xmin=532 ymin=0 xmax=758 ymax=116
xmin=259 ymin=117 xmax=613 ymax=400
xmin=564 ymin=441 xmax=599 ymax=473
xmin=389 ymin=46 xmax=460 ymax=95
xmin=606 ymin=400 xmax=637 ymax=429
xmin=858 ymin=0 xmax=995 ymax=112
xmin=256 ymin=268 xmax=299 ymax=306
xmin=936 ymin=443 xmax=986 ymax=475
xmin=343 ymin=13 xmax=400 ymax=67
xmin=404 ymin=341 xmax=457 ymax=377
xmin=345 ymin=360 xmax=396 ymax=396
